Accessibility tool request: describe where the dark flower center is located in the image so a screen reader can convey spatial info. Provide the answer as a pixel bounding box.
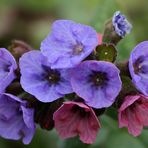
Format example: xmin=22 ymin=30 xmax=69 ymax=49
xmin=90 ymin=71 xmax=108 ymax=86
xmin=42 ymin=65 xmax=61 ymax=84
xmin=134 ymin=56 xmax=148 ymax=75
xmin=73 ymin=43 xmax=84 ymax=55
xmin=71 ymin=105 xmax=90 ymax=118
xmin=48 ymin=70 xmax=60 ymax=84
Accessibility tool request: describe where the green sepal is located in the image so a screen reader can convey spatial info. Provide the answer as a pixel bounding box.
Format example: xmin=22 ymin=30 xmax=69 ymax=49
xmin=95 ymin=43 xmax=117 ymax=62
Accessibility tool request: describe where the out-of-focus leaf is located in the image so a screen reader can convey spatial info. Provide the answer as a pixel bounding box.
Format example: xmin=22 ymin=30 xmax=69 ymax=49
xmin=118 ymin=0 xmax=148 ymax=43
xmin=100 ymin=114 xmax=118 ymax=130
xmin=106 ymin=131 xmax=145 ymax=148
xmin=117 ymin=33 xmax=136 ymax=61
xmin=61 ymin=137 xmax=89 ymax=148
xmin=29 ymin=20 xmax=52 ymax=49
xmin=0 ymin=0 xmax=59 ymax=11
xmin=25 ymin=129 xmax=59 ymax=148
xmin=91 ymin=128 xmax=109 ymax=148
xmin=90 ymin=0 xmax=120 ymax=32
xmin=139 ymin=130 xmax=148 ymax=147
xmin=105 ymin=107 xmax=118 ymax=121
xmin=53 ymin=0 xmax=103 ymax=23
xmin=0 ymin=139 xmax=9 ymax=148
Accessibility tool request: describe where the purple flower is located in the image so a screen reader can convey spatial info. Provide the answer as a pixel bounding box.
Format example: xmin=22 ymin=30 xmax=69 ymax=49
xmin=40 ymin=20 xmax=98 ymax=69
xmin=0 ymin=93 xmax=35 ymax=144
xmin=0 ymin=48 xmax=17 ymax=93
xmin=129 ymin=41 xmax=148 ymax=96
xmin=19 ymin=50 xmax=73 ymax=102
xmin=71 ymin=61 xmax=122 ymax=108
xmin=112 ymin=11 xmax=132 ymax=37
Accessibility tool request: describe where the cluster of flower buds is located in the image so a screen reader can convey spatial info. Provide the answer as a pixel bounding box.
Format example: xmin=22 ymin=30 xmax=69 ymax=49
xmin=0 ymin=11 xmax=147 ymax=145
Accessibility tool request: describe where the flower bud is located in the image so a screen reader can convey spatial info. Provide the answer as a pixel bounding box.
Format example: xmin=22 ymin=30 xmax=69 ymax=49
xmin=9 ymin=40 xmax=32 ymax=62
xmin=103 ymin=11 xmax=132 ymax=45
xmin=34 ymin=99 xmax=63 ymax=130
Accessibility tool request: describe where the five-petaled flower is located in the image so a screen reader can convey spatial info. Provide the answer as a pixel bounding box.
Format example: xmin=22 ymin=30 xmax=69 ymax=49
xmin=129 ymin=41 xmax=148 ymax=96
xmin=118 ymin=94 xmax=148 ymax=136
xmin=19 ymin=50 xmax=73 ymax=102
xmin=70 ymin=60 xmax=122 ymax=108
xmin=0 ymin=48 xmax=17 ymax=93
xmin=0 ymin=93 xmax=35 ymax=144
xmin=112 ymin=11 xmax=132 ymax=37
xmin=40 ymin=20 xmax=99 ymax=69
xmin=53 ymin=101 xmax=100 ymax=144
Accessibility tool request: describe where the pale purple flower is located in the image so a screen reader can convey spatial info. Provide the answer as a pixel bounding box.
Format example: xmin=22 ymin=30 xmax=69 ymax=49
xmin=0 ymin=48 xmax=17 ymax=93
xmin=40 ymin=20 xmax=98 ymax=69
xmin=71 ymin=61 xmax=122 ymax=108
xmin=0 ymin=93 xmax=35 ymax=144
xmin=53 ymin=101 xmax=100 ymax=144
xmin=112 ymin=11 xmax=132 ymax=37
xmin=118 ymin=94 xmax=148 ymax=136
xmin=19 ymin=50 xmax=73 ymax=102
xmin=129 ymin=41 xmax=148 ymax=96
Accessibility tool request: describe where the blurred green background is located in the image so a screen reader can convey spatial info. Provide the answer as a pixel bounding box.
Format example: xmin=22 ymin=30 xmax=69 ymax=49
xmin=0 ymin=0 xmax=148 ymax=147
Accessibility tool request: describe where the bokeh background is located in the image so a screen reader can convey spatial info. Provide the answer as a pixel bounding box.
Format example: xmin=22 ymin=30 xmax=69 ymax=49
xmin=0 ymin=0 xmax=148 ymax=147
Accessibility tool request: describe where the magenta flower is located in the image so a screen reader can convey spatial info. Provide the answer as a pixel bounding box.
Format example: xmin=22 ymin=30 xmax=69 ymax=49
xmin=40 ymin=20 xmax=99 ymax=69
xmin=19 ymin=50 xmax=73 ymax=102
xmin=0 ymin=48 xmax=17 ymax=93
xmin=0 ymin=93 xmax=35 ymax=144
xmin=71 ymin=61 xmax=122 ymax=108
xmin=129 ymin=41 xmax=148 ymax=96
xmin=53 ymin=101 xmax=100 ymax=144
xmin=118 ymin=94 xmax=148 ymax=136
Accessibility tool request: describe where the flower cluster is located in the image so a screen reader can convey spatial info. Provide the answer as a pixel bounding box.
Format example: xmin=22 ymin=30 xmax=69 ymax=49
xmin=0 ymin=11 xmax=147 ymax=145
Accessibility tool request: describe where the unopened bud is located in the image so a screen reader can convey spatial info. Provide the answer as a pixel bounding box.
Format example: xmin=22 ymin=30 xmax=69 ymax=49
xmin=103 ymin=11 xmax=132 ymax=45
xmin=35 ymin=99 xmax=63 ymax=130
xmin=9 ymin=40 xmax=32 ymax=62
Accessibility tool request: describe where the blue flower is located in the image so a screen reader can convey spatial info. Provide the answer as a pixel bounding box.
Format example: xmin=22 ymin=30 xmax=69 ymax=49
xmin=19 ymin=50 xmax=73 ymax=102
xmin=112 ymin=11 xmax=132 ymax=37
xmin=129 ymin=41 xmax=148 ymax=96
xmin=0 ymin=48 xmax=17 ymax=93
xmin=70 ymin=60 xmax=122 ymax=108
xmin=40 ymin=20 xmax=99 ymax=68
xmin=0 ymin=93 xmax=35 ymax=144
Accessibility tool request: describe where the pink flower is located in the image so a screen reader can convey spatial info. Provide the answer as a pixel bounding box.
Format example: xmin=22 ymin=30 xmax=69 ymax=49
xmin=53 ymin=101 xmax=100 ymax=144
xmin=118 ymin=94 xmax=148 ymax=136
